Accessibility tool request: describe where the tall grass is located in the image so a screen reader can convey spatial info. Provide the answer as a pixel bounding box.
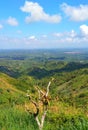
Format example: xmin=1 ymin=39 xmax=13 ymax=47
xmin=0 ymin=106 xmax=88 ymax=130
xmin=44 ymin=113 xmax=88 ymax=130
xmin=0 ymin=106 xmax=38 ymax=130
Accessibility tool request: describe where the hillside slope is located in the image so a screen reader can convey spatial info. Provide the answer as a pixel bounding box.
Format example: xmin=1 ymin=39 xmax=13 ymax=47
xmin=0 ymin=73 xmax=25 ymax=105
xmin=0 ymin=62 xmax=88 ymax=109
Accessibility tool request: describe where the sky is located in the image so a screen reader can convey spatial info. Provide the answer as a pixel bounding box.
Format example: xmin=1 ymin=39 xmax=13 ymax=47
xmin=0 ymin=0 xmax=88 ymax=49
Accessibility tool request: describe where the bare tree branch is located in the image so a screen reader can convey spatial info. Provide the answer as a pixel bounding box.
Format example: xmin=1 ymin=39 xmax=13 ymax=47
xmin=35 ymin=116 xmax=41 ymax=128
xmin=41 ymin=110 xmax=47 ymax=129
xmin=46 ymin=81 xmax=51 ymax=97
xmin=25 ymin=80 xmax=52 ymax=130
xmin=35 ymin=86 xmax=45 ymax=96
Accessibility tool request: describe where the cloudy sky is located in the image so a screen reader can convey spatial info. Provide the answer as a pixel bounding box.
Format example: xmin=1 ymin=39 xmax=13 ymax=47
xmin=0 ymin=0 xmax=88 ymax=49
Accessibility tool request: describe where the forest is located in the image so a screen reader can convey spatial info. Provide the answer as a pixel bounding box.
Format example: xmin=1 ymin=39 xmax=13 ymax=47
xmin=0 ymin=49 xmax=88 ymax=130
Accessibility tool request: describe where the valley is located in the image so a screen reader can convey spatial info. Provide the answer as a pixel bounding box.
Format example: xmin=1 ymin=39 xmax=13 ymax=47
xmin=0 ymin=49 xmax=88 ymax=130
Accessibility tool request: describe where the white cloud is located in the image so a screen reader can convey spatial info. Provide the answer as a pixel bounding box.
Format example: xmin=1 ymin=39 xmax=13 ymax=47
xmin=65 ymin=30 xmax=77 ymax=38
xmin=70 ymin=30 xmax=77 ymax=38
xmin=42 ymin=35 xmax=47 ymax=38
xmin=0 ymin=24 xmax=3 ymax=29
xmin=53 ymin=32 xmax=63 ymax=37
xmin=20 ymin=1 xmax=61 ymax=23
xmin=80 ymin=24 xmax=88 ymax=36
xmin=53 ymin=30 xmax=77 ymax=38
xmin=1 ymin=26 xmax=88 ymax=49
xmin=28 ymin=35 xmax=37 ymax=40
xmin=61 ymin=3 xmax=88 ymax=21
xmin=7 ymin=16 xmax=18 ymax=26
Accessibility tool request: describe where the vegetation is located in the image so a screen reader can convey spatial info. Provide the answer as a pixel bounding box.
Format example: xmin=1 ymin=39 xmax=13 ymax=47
xmin=0 ymin=49 xmax=88 ymax=130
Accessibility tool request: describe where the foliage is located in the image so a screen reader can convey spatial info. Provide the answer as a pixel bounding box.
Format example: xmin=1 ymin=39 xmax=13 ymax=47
xmin=0 ymin=107 xmax=38 ymax=130
xmin=0 ymin=49 xmax=88 ymax=129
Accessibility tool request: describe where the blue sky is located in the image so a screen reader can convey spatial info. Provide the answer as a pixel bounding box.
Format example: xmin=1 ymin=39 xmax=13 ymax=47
xmin=0 ymin=0 xmax=88 ymax=49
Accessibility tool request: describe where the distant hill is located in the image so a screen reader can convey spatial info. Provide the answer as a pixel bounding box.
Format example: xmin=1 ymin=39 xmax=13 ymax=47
xmin=0 ymin=50 xmax=88 ymax=130
xmin=0 ymin=61 xmax=88 ymax=110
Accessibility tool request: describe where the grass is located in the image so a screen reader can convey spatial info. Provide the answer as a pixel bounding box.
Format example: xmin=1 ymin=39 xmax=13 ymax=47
xmin=0 ymin=65 xmax=88 ymax=130
xmin=44 ymin=113 xmax=88 ymax=130
xmin=0 ymin=101 xmax=88 ymax=130
xmin=0 ymin=106 xmax=38 ymax=130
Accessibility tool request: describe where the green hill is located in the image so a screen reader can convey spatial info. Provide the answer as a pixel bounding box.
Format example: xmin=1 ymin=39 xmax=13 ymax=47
xmin=0 ymin=73 xmax=25 ymax=106
xmin=0 ymin=62 xmax=88 ymax=110
xmin=0 ymin=53 xmax=88 ymax=130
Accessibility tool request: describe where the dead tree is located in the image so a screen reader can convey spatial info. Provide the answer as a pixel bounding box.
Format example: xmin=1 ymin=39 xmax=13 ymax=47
xmin=25 ymin=80 xmax=52 ymax=130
